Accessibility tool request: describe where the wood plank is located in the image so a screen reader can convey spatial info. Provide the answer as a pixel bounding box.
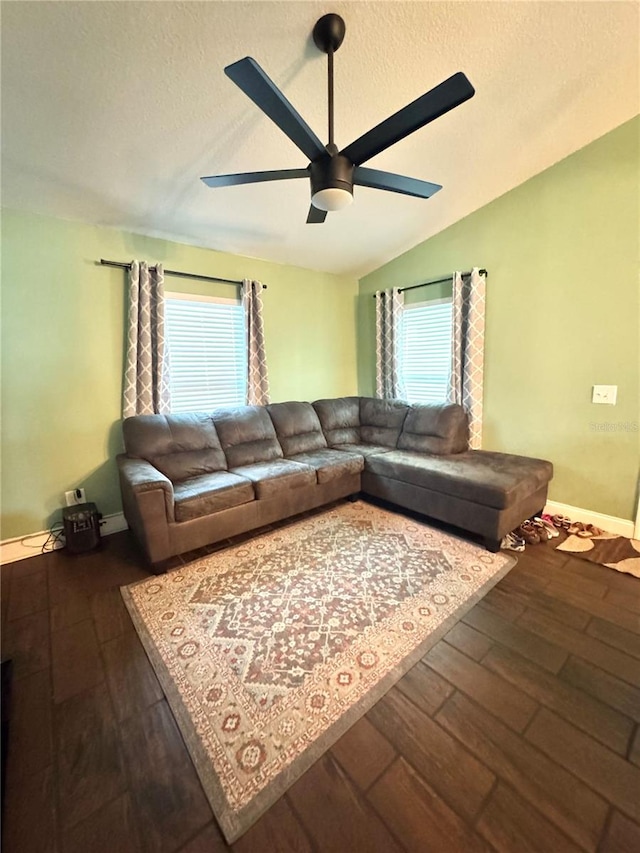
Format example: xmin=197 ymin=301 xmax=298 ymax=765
xmin=61 ymin=793 xmax=141 ymax=853
xmin=560 ymin=553 xmax=640 ymax=595
xmin=368 ymin=757 xmax=492 ymax=853
xmin=367 ymin=686 xmax=494 ymax=822
xmin=55 ymin=682 xmax=127 ymax=830
xmin=443 ymin=621 xmax=493 ymax=661
xmin=119 ymin=700 xmax=212 ymax=853
xmin=477 ymin=587 xmax=526 ymax=622
xmin=5 ymin=668 xmax=53 ymax=781
xmin=525 ymin=707 xmax=640 ymax=822
xmin=7 ymin=568 xmax=48 ymax=621
xmin=463 ymin=605 xmax=568 ymax=673
xmin=91 ymin=587 xmax=135 ymax=643
xmin=561 ymin=656 xmax=640 ymax=722
xmin=600 ymin=811 xmax=640 ymax=853
xmin=435 ymin=691 xmax=608 ymax=852
xmin=544 ymin=579 xmax=640 ymax=634
xmin=395 ymin=659 xmax=454 ymax=717
xmin=1 ymin=564 xmax=13 ymax=646
xmin=1 ymin=765 xmax=57 ymax=853
xmin=586 ymin=616 xmax=640 ymax=659
xmin=51 ymin=618 xmax=104 ymax=703
xmin=424 ymin=641 xmax=538 ymax=732
xmin=541 ymin=558 xmax=609 ymax=599
xmin=3 ymin=609 xmax=50 ymax=679
xmin=330 ymin=715 xmax=396 ymax=791
xmin=476 ymin=782 xmax=583 ymax=853
xmin=491 ymin=582 xmax=591 ymax=631
xmin=484 ymin=644 xmax=634 ymax=755
xmin=50 ymin=589 xmax=92 ymax=633
xmin=233 ymin=796 xmax=312 ymax=853
xmin=287 ymin=752 xmax=403 ymax=853
xmin=179 ymin=823 xmax=230 ymax=853
xmin=102 ymin=630 xmax=164 ymax=722
xmin=605 ymin=587 xmax=640 ymax=616
xmin=518 ymin=608 xmax=640 ymax=687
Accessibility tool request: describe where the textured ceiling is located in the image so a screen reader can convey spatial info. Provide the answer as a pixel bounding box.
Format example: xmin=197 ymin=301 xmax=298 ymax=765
xmin=2 ymin=1 xmax=638 ymax=277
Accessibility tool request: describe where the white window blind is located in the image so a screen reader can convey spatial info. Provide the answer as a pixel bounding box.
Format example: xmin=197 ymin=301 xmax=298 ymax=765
xmin=164 ymin=292 xmax=247 ymax=412
xmin=400 ymin=298 xmax=452 ymax=404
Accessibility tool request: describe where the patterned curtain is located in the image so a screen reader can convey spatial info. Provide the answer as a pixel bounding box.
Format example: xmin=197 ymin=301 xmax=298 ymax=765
xmin=375 ymin=287 xmax=406 ymax=399
xmin=447 ymin=267 xmax=486 ymax=449
xmin=122 ymin=260 xmax=171 ymax=418
xmin=242 ymin=279 xmax=270 ymax=406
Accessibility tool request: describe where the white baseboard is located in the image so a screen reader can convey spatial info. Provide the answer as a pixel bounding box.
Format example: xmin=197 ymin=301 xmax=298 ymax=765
xmin=544 ymin=500 xmax=634 ymax=539
xmin=0 ymin=512 xmax=128 ymax=567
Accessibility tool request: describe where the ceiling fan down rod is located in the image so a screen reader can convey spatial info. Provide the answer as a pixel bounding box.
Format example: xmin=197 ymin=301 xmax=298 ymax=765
xmin=328 ymin=46 xmax=334 ymax=148
xmin=312 ymin=13 xmax=346 ymax=151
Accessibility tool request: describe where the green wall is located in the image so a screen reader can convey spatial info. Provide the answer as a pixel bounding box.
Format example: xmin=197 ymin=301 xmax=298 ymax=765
xmin=1 ymin=211 xmax=358 ymax=539
xmin=358 ymin=117 xmax=640 ymax=521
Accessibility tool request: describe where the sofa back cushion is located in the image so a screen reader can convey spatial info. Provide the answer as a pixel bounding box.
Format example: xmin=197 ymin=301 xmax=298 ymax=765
xmin=397 ymin=403 xmax=469 ymax=455
xmin=122 ymin=413 xmax=227 ymax=482
xmin=312 ymin=397 xmax=361 ymax=446
xmin=359 ymin=398 xmax=409 ymax=448
xmin=213 ymin=405 xmax=283 ymax=468
xmin=267 ymin=401 xmax=327 ymax=457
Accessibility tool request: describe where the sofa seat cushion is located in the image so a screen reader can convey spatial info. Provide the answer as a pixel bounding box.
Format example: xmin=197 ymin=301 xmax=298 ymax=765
xmin=174 ymin=472 xmax=255 ymax=522
xmin=332 ymin=443 xmax=394 ymax=458
xmin=230 ymin=459 xmax=316 ymax=500
xmin=365 ymin=450 xmax=553 ymax=510
xmin=287 ymin=449 xmax=364 ymax=484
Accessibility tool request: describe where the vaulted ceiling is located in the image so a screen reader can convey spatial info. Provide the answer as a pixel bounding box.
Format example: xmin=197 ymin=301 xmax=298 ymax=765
xmin=2 ymin=1 xmax=638 ymax=276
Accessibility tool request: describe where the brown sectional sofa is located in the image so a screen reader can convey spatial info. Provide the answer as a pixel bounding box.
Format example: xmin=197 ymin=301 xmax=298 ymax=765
xmin=118 ymin=397 xmax=553 ymax=569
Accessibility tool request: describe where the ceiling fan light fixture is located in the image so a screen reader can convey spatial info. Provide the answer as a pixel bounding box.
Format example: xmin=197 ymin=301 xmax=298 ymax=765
xmin=311 ymin=187 xmax=353 ymax=211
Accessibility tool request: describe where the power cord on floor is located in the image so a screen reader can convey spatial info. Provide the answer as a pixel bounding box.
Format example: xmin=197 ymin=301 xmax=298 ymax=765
xmin=39 ymin=523 xmax=65 ymax=554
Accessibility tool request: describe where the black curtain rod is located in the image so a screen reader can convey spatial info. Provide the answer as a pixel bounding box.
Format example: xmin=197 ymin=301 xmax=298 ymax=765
xmin=372 ymin=268 xmax=487 ymax=298
xmin=98 ymin=259 xmax=264 ymax=288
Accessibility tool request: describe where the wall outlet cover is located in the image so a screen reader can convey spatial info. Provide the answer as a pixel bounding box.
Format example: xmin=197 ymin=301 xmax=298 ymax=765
xmin=65 ymin=488 xmax=86 ymax=506
xmin=592 ymin=385 xmax=617 ymax=405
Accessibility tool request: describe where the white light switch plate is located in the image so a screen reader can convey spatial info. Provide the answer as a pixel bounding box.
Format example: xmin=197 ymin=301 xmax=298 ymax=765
xmin=592 ymin=385 xmax=617 ymax=405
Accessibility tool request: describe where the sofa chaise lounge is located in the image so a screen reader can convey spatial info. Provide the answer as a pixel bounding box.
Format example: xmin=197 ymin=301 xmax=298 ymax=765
xmin=118 ymin=397 xmax=553 ymax=569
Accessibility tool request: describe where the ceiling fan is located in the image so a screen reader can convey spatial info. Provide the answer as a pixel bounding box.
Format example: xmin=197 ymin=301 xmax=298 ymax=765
xmin=201 ymin=13 xmax=475 ymax=224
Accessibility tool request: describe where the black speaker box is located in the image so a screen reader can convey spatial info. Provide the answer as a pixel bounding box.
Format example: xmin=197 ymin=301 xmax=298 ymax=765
xmin=62 ymin=502 xmax=101 ymax=553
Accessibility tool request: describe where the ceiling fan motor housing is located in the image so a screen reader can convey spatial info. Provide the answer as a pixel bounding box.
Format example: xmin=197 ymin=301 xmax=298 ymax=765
xmin=309 ymin=153 xmax=354 ymax=200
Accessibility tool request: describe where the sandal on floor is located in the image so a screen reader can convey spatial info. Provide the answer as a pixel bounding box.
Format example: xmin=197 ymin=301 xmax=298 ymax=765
xmin=531 ymin=520 xmax=552 ymax=541
xmin=516 ymin=520 xmax=541 ymax=545
xmin=551 ymin=514 xmax=571 ymax=530
xmin=576 ymin=523 xmax=604 ymax=538
xmin=501 ymin=532 xmax=525 ymax=552
xmin=535 ymin=516 xmax=559 ymax=538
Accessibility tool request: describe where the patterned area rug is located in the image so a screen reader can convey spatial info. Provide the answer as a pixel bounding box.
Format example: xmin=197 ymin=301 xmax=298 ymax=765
xmin=555 ymin=531 xmax=640 ymax=578
xmin=122 ymin=501 xmax=515 ymax=842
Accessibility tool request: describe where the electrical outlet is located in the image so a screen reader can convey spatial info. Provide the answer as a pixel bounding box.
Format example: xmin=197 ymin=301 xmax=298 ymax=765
xmin=64 ymin=488 xmax=86 ymax=506
xmin=592 ymin=385 xmax=617 ymax=405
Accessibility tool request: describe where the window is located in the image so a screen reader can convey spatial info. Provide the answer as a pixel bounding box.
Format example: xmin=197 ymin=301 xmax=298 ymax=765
xmin=164 ymin=292 xmax=247 ymax=412
xmin=400 ymin=298 xmax=452 ymax=404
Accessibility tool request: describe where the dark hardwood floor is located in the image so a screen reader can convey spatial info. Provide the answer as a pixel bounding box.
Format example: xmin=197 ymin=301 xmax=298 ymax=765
xmin=2 ymin=514 xmax=640 ymax=853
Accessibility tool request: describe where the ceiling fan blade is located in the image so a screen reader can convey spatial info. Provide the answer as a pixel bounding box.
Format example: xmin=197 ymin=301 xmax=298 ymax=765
xmin=306 ymin=205 xmax=327 ymax=224
xmin=354 ymin=166 xmax=442 ymax=199
xmin=225 ymin=57 xmax=327 ymax=162
xmin=201 ymin=168 xmax=308 ymax=188
xmin=341 ymin=72 xmax=475 ymax=167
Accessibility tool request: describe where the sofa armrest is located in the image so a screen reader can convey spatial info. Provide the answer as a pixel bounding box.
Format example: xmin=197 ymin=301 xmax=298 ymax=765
xmin=117 ymin=455 xmax=175 ymax=564
xmin=118 ymin=455 xmax=175 ymax=518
